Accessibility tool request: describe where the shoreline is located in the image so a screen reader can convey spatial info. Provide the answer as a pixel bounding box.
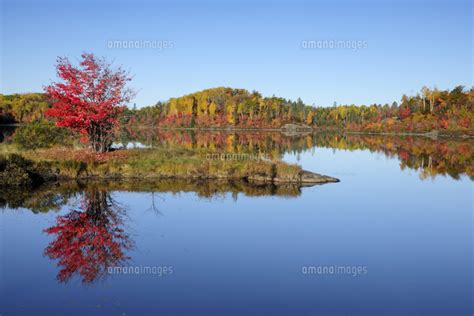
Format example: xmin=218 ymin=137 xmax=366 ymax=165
xmin=125 ymin=125 xmax=474 ymax=139
xmin=2 ymin=123 xmax=473 ymax=138
xmin=0 ymin=149 xmax=340 ymax=188
xmin=51 ymin=169 xmax=340 ymax=185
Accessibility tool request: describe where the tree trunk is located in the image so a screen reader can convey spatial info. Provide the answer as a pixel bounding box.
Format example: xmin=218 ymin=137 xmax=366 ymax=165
xmin=88 ymin=124 xmax=114 ymax=153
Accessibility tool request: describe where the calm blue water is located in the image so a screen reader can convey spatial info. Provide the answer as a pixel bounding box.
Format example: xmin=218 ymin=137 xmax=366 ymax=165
xmin=1 ymin=145 xmax=472 ymax=315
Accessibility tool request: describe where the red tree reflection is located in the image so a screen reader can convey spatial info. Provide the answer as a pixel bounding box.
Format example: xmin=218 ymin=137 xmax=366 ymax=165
xmin=44 ymin=189 xmax=132 ymax=283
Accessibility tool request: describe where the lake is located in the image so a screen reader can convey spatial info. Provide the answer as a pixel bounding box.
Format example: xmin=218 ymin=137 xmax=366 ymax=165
xmin=1 ymin=130 xmax=472 ymax=315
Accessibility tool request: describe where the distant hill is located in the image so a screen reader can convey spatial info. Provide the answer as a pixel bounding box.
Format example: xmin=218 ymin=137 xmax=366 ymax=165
xmin=124 ymin=87 xmax=314 ymax=128
xmin=124 ymin=86 xmax=473 ymax=134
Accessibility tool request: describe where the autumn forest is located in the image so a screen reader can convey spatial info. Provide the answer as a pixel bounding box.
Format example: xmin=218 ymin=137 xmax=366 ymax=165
xmin=1 ymin=86 xmax=473 ymax=134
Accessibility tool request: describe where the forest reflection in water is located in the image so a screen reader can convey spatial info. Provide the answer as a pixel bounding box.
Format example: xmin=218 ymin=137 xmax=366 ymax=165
xmin=117 ymin=128 xmax=474 ymax=180
xmin=0 ymin=179 xmax=306 ymax=213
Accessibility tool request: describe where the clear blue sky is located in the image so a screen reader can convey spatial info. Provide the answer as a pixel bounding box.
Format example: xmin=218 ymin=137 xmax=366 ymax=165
xmin=1 ymin=0 xmax=472 ymax=107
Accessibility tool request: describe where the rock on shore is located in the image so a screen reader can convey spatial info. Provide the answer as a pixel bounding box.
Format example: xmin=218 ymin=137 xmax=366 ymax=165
xmin=247 ymin=169 xmax=339 ymax=185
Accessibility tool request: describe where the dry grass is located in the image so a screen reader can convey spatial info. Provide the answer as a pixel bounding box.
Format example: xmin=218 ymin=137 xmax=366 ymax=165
xmin=0 ymin=144 xmax=303 ymax=181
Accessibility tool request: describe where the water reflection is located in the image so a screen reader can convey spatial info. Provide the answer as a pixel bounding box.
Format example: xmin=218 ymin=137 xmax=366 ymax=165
xmin=119 ymin=128 xmax=474 ymax=180
xmin=1 ymin=180 xmax=306 ymax=284
xmin=43 ymin=187 xmax=133 ymax=283
xmin=0 ymin=179 xmax=306 ymax=213
xmin=0 ymin=182 xmax=80 ymax=213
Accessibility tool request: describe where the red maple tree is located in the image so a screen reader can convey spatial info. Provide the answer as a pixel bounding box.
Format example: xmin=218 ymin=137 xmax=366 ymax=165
xmin=45 ymin=53 xmax=135 ymax=152
xmin=399 ymin=105 xmax=411 ymax=120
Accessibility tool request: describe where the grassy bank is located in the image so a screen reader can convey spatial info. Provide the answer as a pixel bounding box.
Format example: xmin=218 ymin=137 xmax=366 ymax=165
xmin=0 ymin=144 xmax=309 ymax=186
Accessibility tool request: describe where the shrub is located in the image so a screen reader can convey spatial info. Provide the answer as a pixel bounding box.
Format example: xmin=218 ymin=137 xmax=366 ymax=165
xmin=0 ymin=154 xmax=48 ymax=187
xmin=13 ymin=120 xmax=71 ymax=149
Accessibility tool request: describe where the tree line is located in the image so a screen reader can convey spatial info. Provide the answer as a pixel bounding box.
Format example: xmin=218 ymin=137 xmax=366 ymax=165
xmin=0 ymin=93 xmax=51 ymax=124
xmin=2 ymin=86 xmax=473 ymax=133
xmin=124 ymin=86 xmax=473 ymax=133
xmin=313 ymin=85 xmax=473 ymax=133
